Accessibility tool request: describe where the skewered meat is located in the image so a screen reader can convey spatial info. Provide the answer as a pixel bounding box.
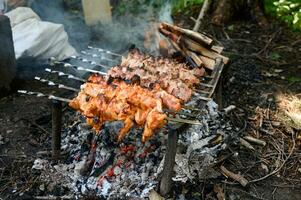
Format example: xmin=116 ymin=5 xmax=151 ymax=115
xmin=69 ymin=77 xmax=181 ymax=142
xmin=108 ymin=49 xmax=205 ymax=102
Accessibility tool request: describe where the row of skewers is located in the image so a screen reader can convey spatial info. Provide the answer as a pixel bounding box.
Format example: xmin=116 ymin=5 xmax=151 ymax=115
xmin=19 ymin=23 xmax=228 ymax=142
xmin=19 ymin=46 xmax=211 ymax=142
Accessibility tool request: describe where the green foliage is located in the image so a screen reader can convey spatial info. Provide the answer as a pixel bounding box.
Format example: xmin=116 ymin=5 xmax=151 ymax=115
xmin=112 ymin=0 xmax=204 ymax=17
xmin=171 ymin=0 xmax=204 ymax=15
xmin=268 ymin=52 xmax=281 ymax=60
xmin=265 ymin=0 xmax=301 ymax=30
xmin=288 ymin=76 xmax=301 ymax=83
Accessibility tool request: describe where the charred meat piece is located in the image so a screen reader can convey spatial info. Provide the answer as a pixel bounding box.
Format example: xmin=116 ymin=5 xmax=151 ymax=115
xmin=69 ymin=79 xmax=181 ymax=142
xmin=107 ymin=49 xmax=205 ymax=102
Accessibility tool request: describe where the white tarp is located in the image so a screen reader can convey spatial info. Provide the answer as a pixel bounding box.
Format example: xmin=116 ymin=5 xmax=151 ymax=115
xmin=5 ymin=7 xmax=77 ymax=61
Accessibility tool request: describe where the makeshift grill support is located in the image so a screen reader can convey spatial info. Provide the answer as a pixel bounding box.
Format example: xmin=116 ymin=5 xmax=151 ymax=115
xmin=160 ymin=129 xmax=178 ymax=197
xmin=158 ymin=58 xmax=225 ymax=196
xmin=51 ymin=100 xmax=62 ymax=160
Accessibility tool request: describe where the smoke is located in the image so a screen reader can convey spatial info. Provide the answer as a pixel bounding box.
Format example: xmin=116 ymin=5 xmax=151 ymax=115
xmin=29 ymin=0 xmax=91 ymax=51
xmin=8 ymin=0 xmax=174 ymax=80
xmin=9 ymin=0 xmax=174 ymax=54
xmin=87 ymin=1 xmax=174 ymax=55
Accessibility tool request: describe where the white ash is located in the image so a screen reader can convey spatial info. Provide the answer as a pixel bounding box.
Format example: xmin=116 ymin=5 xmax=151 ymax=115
xmin=33 ymin=100 xmax=236 ymax=199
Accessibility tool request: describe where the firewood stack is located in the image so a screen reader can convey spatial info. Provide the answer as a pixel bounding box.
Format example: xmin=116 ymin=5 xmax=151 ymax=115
xmin=159 ymin=22 xmax=229 ymax=71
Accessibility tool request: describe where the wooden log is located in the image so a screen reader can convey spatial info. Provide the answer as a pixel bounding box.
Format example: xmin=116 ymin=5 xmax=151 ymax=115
xmin=199 ymin=56 xmax=215 ymax=70
xmin=211 ymin=45 xmax=224 ymax=54
xmin=158 ymin=26 xmax=179 ymax=43
xmin=161 ymin=22 xmax=213 ymax=46
xmin=186 ymin=50 xmax=203 ymax=67
xmin=181 ymin=36 xmax=229 ymax=64
xmin=208 ymin=58 xmax=224 ymax=98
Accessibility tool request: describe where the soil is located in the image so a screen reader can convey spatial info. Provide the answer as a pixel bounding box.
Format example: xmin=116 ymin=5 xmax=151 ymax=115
xmin=0 ymin=19 xmax=300 ymax=200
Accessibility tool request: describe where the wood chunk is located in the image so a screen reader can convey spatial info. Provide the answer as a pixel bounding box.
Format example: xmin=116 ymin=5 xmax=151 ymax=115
xmin=186 ymin=50 xmax=203 ymax=67
xmin=211 ymin=45 xmax=224 ymax=54
xmin=199 ymin=56 xmax=215 ymax=70
xmin=161 ymin=22 xmax=213 ymax=46
xmin=181 ymin=36 xmax=229 ymax=64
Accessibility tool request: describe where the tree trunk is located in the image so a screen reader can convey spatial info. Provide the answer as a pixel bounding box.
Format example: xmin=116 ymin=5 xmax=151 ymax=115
xmin=211 ymin=0 xmax=268 ymax=27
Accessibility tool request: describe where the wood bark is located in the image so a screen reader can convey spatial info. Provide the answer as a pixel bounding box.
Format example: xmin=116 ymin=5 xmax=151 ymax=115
xmin=0 ymin=15 xmax=16 ymax=94
xmin=159 ymin=130 xmax=178 ymax=197
xmin=211 ymin=0 xmax=268 ymax=27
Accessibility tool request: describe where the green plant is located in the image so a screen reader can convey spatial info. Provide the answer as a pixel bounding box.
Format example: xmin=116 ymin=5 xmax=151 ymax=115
xmin=265 ymin=0 xmax=301 ymax=30
xmin=171 ymin=0 xmax=204 ymax=15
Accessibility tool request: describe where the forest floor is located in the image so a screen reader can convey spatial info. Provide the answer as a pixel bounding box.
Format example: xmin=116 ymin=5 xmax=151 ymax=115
xmin=0 ymin=19 xmax=300 ymax=200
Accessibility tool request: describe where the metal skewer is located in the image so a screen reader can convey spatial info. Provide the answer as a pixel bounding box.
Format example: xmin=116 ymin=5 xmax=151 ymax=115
xmin=167 ymin=117 xmax=202 ymax=125
xmin=70 ymin=55 xmax=112 ymax=69
xmin=18 ymin=90 xmax=71 ymax=103
xmin=45 ymin=68 xmax=86 ymax=82
xmin=80 ymin=51 xmax=120 ymax=64
xmin=87 ymin=46 xmax=123 ymax=57
xmin=18 ymin=90 xmax=201 ymax=125
xmin=34 ymin=76 xmax=79 ymax=92
xmin=49 ymin=59 xmax=107 ymax=76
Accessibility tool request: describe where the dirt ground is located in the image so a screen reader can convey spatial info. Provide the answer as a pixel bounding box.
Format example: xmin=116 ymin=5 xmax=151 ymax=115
xmin=0 ymin=20 xmax=300 ymax=200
